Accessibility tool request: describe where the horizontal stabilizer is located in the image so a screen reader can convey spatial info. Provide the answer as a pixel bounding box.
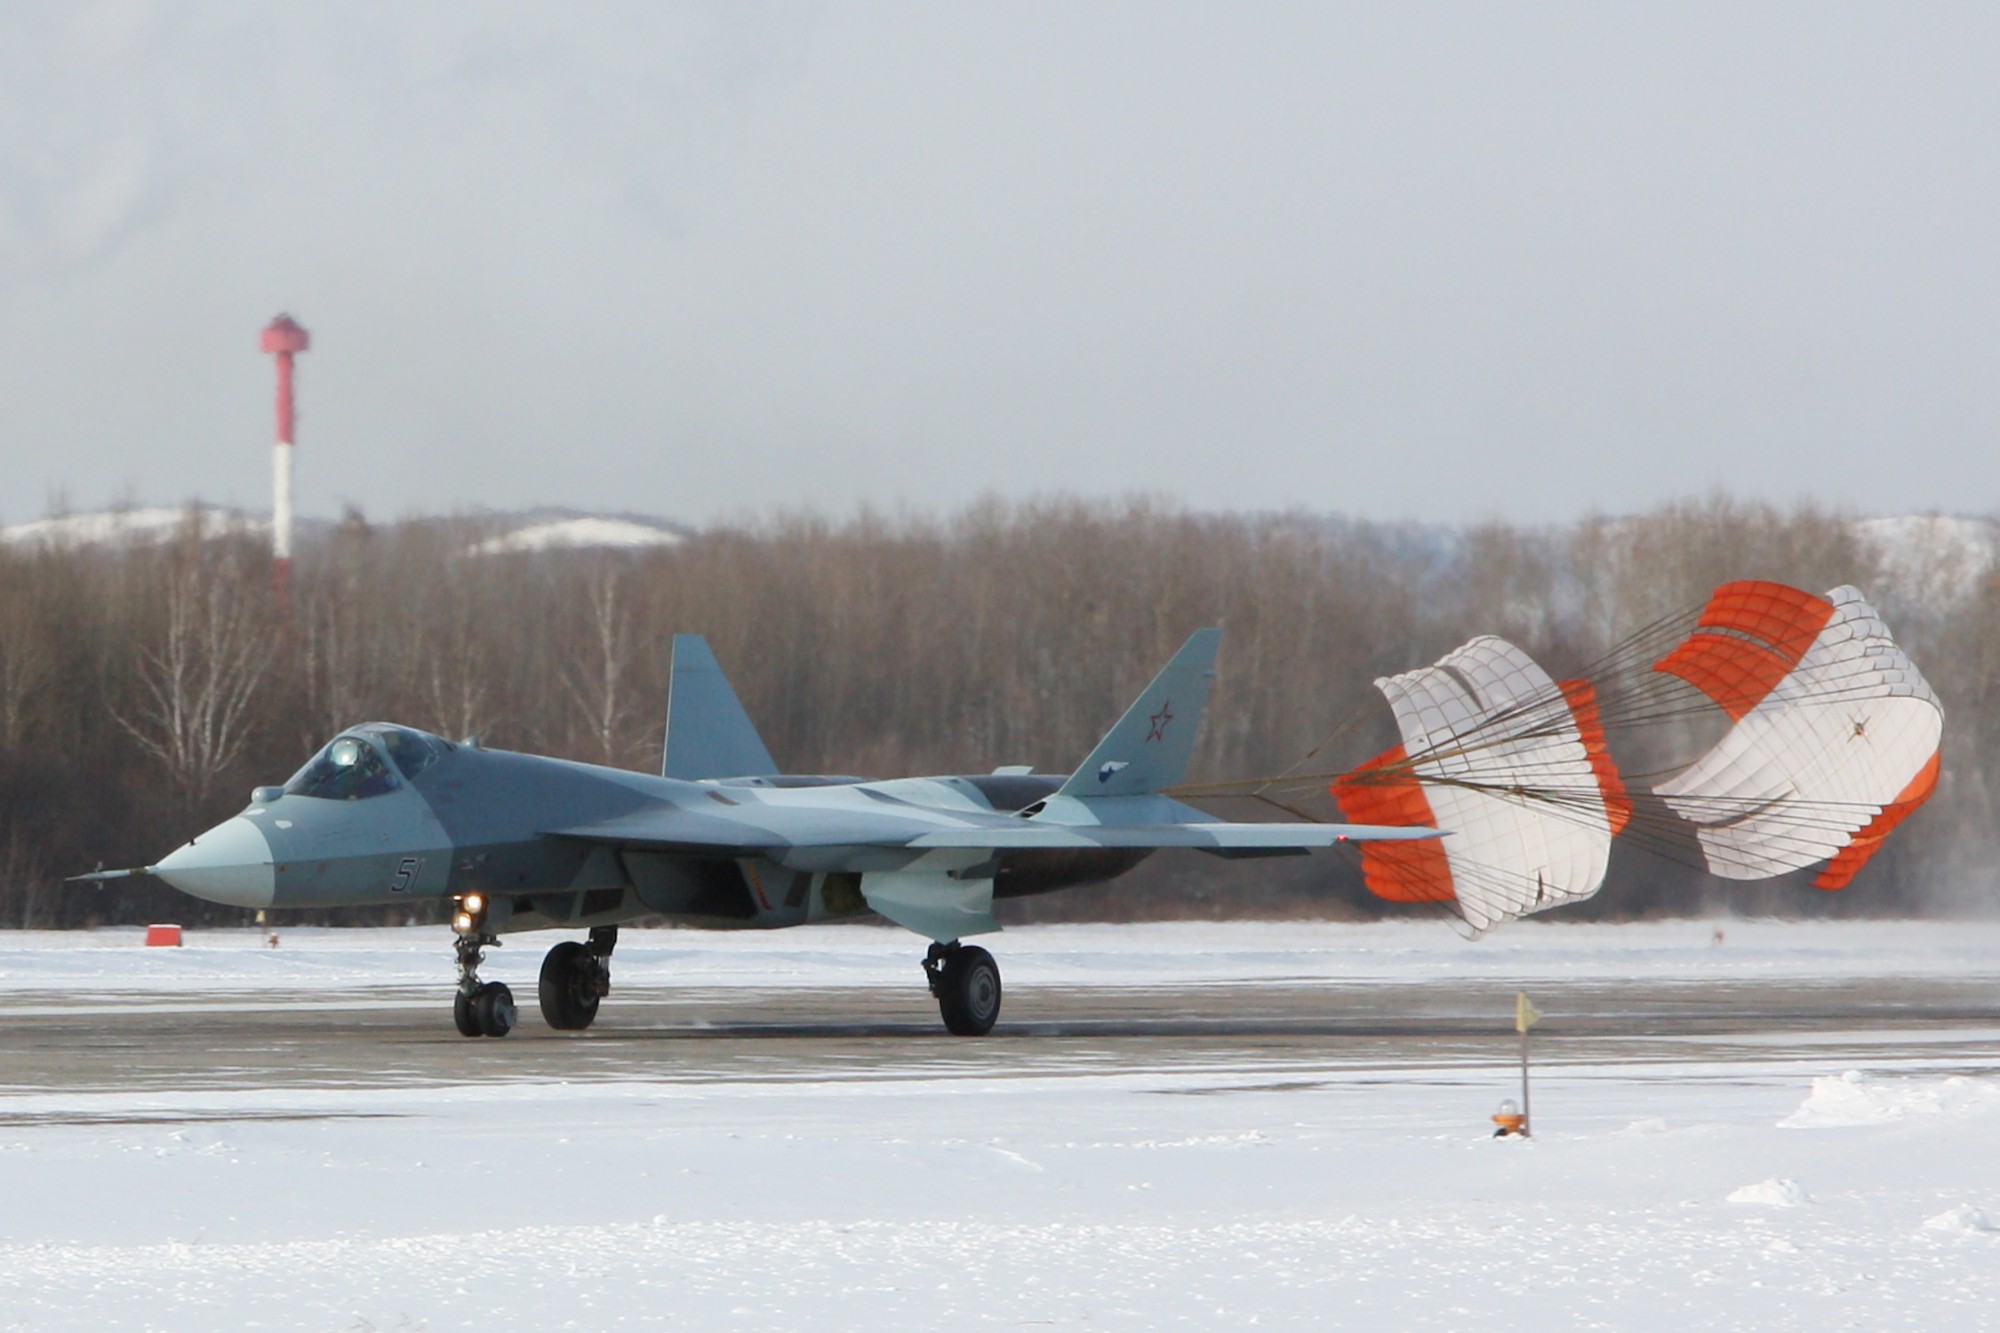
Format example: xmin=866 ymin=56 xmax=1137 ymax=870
xmin=908 ymin=823 xmax=1444 ymax=851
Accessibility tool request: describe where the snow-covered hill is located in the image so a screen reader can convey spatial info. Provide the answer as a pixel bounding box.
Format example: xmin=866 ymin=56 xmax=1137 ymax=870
xmin=463 ymin=514 xmax=685 ymax=556
xmin=0 ymin=506 xmax=270 ymax=548
xmin=1853 ymin=514 xmax=1998 ymax=608
xmin=0 ymin=506 xmax=687 ymax=555
xmin=5 ymin=506 xmax=1995 ymax=604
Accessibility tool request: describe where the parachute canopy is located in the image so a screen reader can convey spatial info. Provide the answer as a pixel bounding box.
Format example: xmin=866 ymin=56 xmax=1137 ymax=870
xmin=1651 ymin=582 xmax=1943 ymax=889
xmin=1171 ymin=578 xmax=1942 ymax=934
xmin=1331 ymin=636 xmax=1629 ymax=933
xmin=1221 ymin=578 xmax=1950 ymax=935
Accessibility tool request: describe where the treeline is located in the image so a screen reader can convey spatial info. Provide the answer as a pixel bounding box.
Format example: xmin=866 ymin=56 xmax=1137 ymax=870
xmin=0 ymin=494 xmax=1992 ymax=929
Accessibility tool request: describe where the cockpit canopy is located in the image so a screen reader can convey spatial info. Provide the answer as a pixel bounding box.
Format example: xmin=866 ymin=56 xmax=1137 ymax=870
xmin=283 ymin=724 xmax=451 ymax=800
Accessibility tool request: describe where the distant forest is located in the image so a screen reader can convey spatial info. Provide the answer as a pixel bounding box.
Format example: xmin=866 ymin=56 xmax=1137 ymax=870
xmin=0 ymin=494 xmax=1992 ymax=929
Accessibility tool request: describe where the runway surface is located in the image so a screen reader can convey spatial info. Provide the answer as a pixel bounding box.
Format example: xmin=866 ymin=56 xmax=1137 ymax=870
xmin=6 ymin=968 xmax=2000 ymax=1106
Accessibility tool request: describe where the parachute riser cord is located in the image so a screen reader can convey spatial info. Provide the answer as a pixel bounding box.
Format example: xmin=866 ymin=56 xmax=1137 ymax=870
xmin=1185 ymin=796 xmax=1906 ymax=867
xmin=1244 ymin=689 xmax=1403 ymax=801
xmin=1190 ymin=770 xmax=1922 ymax=881
xmin=1195 ymin=589 xmax=1757 ymax=805
xmin=1238 ymin=790 xmax=1325 ymax=824
xmin=1185 ymin=767 xmax=1904 ymax=820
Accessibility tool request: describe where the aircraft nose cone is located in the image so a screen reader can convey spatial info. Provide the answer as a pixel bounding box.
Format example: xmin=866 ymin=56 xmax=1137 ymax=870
xmin=154 ymin=817 xmax=276 ymax=908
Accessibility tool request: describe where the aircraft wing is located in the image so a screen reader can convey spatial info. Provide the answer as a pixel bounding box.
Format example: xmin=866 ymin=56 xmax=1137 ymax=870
xmin=548 ymin=805 xmax=1440 ymax=855
xmin=544 ymin=804 xmax=943 ymax=854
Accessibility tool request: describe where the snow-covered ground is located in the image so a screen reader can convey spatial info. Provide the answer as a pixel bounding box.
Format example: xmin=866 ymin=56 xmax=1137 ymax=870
xmin=6 ymin=917 xmax=1996 ymax=993
xmin=2 ymin=920 xmax=1999 ymax=1330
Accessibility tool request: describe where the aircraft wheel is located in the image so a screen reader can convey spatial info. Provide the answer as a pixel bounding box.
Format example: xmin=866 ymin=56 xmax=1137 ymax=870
xmin=935 ymin=945 xmax=1002 ymax=1037
xmin=473 ymin=981 xmax=517 ymax=1038
xmin=452 ymin=990 xmax=482 ymax=1038
xmin=539 ymin=940 xmax=603 ymax=1031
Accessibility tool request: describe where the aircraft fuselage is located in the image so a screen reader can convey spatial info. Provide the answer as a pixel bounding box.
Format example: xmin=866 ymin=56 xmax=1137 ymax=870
xmin=153 ymin=725 xmax=1143 ymax=935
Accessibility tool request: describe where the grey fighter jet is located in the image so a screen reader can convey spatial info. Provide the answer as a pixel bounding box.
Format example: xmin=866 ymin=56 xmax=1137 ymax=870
xmin=87 ymin=630 xmax=1438 ymax=1037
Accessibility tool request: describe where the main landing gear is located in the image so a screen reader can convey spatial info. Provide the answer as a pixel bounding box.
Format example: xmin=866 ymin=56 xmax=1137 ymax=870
xmin=924 ymin=941 xmax=1002 ymax=1037
xmin=539 ymin=926 xmax=616 ymax=1030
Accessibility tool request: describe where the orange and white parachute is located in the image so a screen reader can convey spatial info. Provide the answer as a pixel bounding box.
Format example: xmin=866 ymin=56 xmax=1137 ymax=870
xmin=1261 ymin=578 xmax=1944 ymax=934
xmin=1650 ymin=582 xmax=1942 ymax=890
xmin=1330 ymin=636 xmax=1630 ymax=933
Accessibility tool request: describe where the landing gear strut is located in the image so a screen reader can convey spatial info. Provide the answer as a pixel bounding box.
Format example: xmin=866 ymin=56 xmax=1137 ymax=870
xmin=539 ymin=926 xmax=617 ymax=1031
xmin=453 ymin=931 xmax=515 ymax=1038
xmin=923 ymin=941 xmax=1002 ymax=1037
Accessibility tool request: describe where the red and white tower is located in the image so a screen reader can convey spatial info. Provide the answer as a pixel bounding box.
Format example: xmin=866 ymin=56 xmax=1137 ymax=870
xmin=259 ymin=314 xmax=310 ymax=592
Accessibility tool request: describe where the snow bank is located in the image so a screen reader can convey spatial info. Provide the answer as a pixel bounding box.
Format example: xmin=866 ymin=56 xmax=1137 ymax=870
xmin=1727 ymin=1177 xmax=1811 ymax=1207
xmin=1780 ymin=1071 xmax=2000 ymax=1129
xmin=1923 ymin=1205 xmax=1999 ymax=1234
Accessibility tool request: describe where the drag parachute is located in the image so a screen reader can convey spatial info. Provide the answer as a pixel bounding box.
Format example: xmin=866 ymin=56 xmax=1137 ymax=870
xmin=1191 ymin=577 xmax=1944 ymax=935
xmin=1650 ymin=582 xmax=1943 ymax=889
xmin=1330 ymin=636 xmax=1629 ymax=933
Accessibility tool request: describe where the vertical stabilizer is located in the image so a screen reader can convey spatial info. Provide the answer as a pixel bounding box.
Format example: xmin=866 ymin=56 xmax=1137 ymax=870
xmin=1055 ymin=629 xmax=1221 ymax=799
xmin=663 ymin=635 xmax=780 ymax=780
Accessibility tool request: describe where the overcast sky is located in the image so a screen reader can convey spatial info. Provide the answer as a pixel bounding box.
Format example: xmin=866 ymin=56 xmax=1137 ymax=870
xmin=1 ymin=3 xmax=1994 ymax=529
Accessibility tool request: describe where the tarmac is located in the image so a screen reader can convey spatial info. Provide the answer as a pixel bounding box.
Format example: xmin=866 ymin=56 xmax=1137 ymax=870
xmin=5 ymin=970 xmax=2000 ymax=1107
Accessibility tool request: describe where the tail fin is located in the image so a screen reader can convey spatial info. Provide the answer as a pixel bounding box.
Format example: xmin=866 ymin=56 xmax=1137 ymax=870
xmin=1055 ymin=628 xmax=1221 ymax=799
xmin=662 ymin=635 xmax=780 ymax=780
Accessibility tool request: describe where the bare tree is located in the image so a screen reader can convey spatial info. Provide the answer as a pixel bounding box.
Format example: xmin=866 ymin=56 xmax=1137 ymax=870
xmin=0 ymin=820 xmax=49 ymax=928
xmin=298 ymin=568 xmax=371 ymax=743
xmin=0 ymin=582 xmax=48 ymax=750
xmin=115 ymin=525 xmax=274 ymax=816
xmin=559 ymin=558 xmax=642 ymax=767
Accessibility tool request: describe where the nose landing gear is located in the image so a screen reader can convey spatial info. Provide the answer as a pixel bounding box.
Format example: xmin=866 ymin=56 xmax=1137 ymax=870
xmin=452 ymin=930 xmax=515 ymax=1038
xmin=923 ymin=941 xmax=1002 ymax=1036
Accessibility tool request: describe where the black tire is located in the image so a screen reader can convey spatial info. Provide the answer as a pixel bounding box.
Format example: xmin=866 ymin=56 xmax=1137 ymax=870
xmin=474 ymin=981 xmax=517 ymax=1038
xmin=452 ymin=990 xmax=482 ymax=1038
xmin=936 ymin=945 xmax=1002 ymax=1037
xmin=539 ymin=940 xmax=603 ymax=1031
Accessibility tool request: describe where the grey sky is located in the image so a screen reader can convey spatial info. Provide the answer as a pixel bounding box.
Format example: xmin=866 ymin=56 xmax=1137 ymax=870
xmin=1 ymin=3 xmax=1994 ymax=528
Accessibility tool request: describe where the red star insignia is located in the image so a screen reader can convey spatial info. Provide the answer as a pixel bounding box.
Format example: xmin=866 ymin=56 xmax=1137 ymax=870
xmin=1147 ymin=702 xmax=1174 ymax=742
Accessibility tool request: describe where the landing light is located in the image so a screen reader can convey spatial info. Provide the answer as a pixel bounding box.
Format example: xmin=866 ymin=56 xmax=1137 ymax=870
xmin=453 ymin=911 xmax=475 ymax=934
xmin=463 ymin=892 xmax=486 ymax=915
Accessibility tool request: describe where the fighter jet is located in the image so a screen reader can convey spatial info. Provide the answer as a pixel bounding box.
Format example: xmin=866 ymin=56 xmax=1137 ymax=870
xmin=85 ymin=630 xmax=1438 ymax=1037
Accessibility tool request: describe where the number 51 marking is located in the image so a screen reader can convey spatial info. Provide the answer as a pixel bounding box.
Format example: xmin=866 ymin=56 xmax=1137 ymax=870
xmin=392 ymin=857 xmax=423 ymax=893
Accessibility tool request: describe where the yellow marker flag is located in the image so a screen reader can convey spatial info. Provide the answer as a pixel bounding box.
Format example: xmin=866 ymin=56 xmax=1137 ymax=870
xmin=1516 ymin=991 xmax=1542 ymax=1033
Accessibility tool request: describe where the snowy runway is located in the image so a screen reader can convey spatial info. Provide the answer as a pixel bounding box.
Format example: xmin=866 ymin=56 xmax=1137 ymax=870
xmin=2 ymin=920 xmax=1999 ymax=1330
